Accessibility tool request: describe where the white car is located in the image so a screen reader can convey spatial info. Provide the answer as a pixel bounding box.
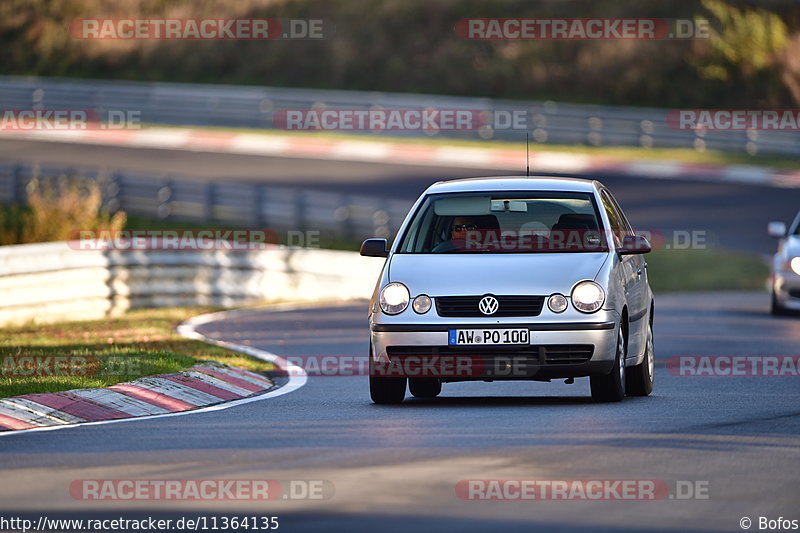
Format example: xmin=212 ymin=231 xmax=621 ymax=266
xmin=769 ymin=211 xmax=800 ymax=315
xmin=360 ymin=176 xmax=654 ymax=404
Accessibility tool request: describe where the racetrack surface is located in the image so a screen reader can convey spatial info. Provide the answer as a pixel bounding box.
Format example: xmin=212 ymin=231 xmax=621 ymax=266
xmin=0 ymin=138 xmax=798 ymax=253
xmin=0 ymin=292 xmax=798 ymax=532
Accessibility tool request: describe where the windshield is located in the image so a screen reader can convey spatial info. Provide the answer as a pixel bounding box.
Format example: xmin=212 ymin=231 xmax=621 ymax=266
xmin=396 ymin=192 xmax=608 ymax=254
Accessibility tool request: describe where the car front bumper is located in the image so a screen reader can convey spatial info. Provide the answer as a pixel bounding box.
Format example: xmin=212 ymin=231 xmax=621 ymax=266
xmin=774 ymin=269 xmax=800 ymax=310
xmin=369 ymin=316 xmax=620 ymax=381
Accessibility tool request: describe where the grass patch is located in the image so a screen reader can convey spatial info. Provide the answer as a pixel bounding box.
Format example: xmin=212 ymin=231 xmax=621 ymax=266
xmin=0 ymin=307 xmax=275 ymax=398
xmin=647 ymin=248 xmax=770 ymax=293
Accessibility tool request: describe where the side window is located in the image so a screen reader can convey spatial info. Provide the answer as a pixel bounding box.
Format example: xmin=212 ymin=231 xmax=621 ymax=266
xmin=600 ymin=191 xmax=624 ymax=246
xmin=398 ymin=198 xmax=434 ymax=252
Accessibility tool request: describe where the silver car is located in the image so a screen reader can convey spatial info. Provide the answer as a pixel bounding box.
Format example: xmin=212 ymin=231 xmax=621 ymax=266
xmin=360 ymin=176 xmax=654 ymax=404
xmin=768 ymin=211 xmax=800 ymax=315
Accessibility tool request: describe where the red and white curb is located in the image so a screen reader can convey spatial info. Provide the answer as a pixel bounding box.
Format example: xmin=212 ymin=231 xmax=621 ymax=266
xmin=1 ymin=127 xmax=798 ymax=188
xmin=0 ymin=313 xmax=307 ymax=435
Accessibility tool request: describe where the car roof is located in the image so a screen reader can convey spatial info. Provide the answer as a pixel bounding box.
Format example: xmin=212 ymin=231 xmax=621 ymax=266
xmin=424 ymin=176 xmax=601 ymax=195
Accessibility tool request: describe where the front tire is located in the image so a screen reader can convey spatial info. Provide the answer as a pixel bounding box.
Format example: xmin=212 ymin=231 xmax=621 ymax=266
xmin=409 ymin=378 xmax=441 ymax=398
xmin=590 ymin=324 xmax=626 ymax=402
xmin=626 ymin=320 xmax=654 ymax=396
xmin=369 ymin=347 xmax=406 ymax=404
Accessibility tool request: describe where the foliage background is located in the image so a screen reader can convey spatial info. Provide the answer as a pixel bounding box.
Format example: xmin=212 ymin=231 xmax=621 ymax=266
xmin=1 ymin=0 xmax=798 ymax=107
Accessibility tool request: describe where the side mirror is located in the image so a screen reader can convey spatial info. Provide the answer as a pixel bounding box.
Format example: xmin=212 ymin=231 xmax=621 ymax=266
xmin=768 ymin=221 xmax=787 ymax=239
xmin=619 ymin=235 xmax=651 ymax=255
xmin=360 ymin=238 xmax=389 ymax=258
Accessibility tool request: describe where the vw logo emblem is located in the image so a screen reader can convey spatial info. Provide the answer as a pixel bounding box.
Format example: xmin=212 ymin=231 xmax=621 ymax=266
xmin=478 ymin=295 xmax=499 ymax=315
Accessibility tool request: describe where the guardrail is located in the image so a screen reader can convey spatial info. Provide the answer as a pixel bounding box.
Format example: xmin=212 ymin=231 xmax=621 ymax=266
xmin=0 ymin=241 xmax=383 ymax=327
xmin=1 ymin=75 xmax=798 ymax=156
xmin=0 ymin=161 xmax=412 ymax=242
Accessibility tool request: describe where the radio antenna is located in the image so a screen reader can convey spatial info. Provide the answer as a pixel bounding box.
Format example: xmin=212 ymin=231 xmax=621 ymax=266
xmin=526 ymin=133 xmax=530 ymax=177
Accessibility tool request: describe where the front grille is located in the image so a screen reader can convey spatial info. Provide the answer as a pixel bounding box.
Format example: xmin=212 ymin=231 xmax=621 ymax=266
xmin=386 ymin=345 xmax=593 ymax=364
xmin=435 ymin=295 xmax=545 ymax=317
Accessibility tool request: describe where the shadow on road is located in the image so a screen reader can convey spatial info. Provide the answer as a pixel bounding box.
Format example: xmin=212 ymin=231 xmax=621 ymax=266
xmin=397 ymin=396 xmax=596 ymax=407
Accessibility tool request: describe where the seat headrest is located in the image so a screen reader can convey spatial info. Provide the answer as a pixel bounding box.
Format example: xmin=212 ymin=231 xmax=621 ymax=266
xmin=553 ymin=213 xmax=597 ymax=230
xmin=469 ymin=214 xmax=500 ymax=231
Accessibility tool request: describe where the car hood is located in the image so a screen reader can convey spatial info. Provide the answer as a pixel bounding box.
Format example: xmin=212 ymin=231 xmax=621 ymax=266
xmin=388 ymin=252 xmax=609 ymax=296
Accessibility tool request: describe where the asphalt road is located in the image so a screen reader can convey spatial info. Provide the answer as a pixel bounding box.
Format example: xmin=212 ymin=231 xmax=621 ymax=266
xmin=1 ymin=292 xmax=799 ymax=533
xmin=0 ymin=138 xmax=798 ymax=253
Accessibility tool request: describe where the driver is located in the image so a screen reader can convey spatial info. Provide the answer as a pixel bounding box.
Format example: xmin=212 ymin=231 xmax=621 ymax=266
xmin=432 ymin=216 xmax=479 ymax=252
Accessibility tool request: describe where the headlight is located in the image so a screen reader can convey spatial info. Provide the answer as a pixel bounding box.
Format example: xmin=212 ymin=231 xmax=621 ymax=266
xmin=547 ymin=293 xmax=568 ymax=313
xmin=412 ymin=294 xmax=432 ymax=314
xmin=571 ymin=281 xmax=605 ymax=313
xmin=780 ymin=257 xmax=800 ymax=275
xmin=379 ymin=282 xmax=410 ymax=315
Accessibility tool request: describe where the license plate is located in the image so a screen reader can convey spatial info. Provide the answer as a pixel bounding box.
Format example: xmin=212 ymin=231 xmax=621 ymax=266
xmin=448 ymin=328 xmax=530 ymax=345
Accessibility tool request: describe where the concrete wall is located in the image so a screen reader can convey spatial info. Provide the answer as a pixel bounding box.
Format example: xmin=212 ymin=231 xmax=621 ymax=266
xmin=0 ymin=241 xmax=384 ymax=326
